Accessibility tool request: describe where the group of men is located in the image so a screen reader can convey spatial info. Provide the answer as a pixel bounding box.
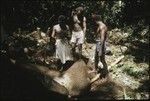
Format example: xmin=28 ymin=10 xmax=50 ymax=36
xmin=51 ymin=6 xmax=108 ymax=77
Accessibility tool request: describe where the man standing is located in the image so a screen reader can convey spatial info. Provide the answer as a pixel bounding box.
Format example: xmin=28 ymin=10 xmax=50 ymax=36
xmin=70 ymin=6 xmax=86 ymax=58
xmin=51 ymin=15 xmax=73 ymax=67
xmin=91 ymin=12 xmax=108 ymax=78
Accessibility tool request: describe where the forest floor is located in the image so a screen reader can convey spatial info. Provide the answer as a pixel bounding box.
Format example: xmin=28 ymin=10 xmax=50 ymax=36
xmin=80 ymin=42 xmax=149 ymax=100
xmin=1 ymin=28 xmax=149 ymax=100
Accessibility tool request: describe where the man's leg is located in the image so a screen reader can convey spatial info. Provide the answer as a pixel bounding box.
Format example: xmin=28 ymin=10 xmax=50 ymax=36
xmin=78 ymin=44 xmax=82 ymax=59
xmin=99 ymin=55 xmax=108 ymax=78
xmin=95 ymin=50 xmax=99 ymax=71
xmin=71 ymin=42 xmax=76 ymax=56
xmin=77 ymin=30 xmax=84 ymax=59
xmin=71 ymin=43 xmax=76 ymax=52
xmin=70 ymin=31 xmax=77 ymax=54
xmin=95 ymin=40 xmax=102 ymax=72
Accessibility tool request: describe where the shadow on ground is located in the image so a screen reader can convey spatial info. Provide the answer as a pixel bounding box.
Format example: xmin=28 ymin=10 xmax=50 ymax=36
xmin=0 ymin=54 xmax=68 ymax=101
xmin=124 ymin=40 xmax=149 ymax=63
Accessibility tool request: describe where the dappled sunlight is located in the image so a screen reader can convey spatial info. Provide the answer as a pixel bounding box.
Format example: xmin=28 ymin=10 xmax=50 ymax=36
xmin=1 ymin=0 xmax=149 ymax=100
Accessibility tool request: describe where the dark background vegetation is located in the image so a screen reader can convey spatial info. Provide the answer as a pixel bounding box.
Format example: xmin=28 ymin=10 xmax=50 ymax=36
xmin=1 ymin=0 xmax=149 ymax=34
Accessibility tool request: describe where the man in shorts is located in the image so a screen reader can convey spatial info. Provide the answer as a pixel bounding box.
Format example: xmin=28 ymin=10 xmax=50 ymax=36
xmin=70 ymin=6 xmax=86 ymax=58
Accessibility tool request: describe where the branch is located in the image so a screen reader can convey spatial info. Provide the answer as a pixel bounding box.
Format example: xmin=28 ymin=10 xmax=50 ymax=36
xmin=90 ymin=73 xmax=100 ymax=83
xmin=108 ymin=55 xmax=124 ymax=70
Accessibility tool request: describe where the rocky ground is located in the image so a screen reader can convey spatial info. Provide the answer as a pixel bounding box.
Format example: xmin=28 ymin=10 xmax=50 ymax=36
xmin=81 ymin=37 xmax=149 ymax=100
xmin=1 ymin=28 xmax=149 ymax=100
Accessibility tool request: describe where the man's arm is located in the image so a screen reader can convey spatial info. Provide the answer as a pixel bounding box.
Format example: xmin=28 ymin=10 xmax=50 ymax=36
xmin=100 ymin=29 xmax=106 ymax=54
xmin=73 ymin=15 xmax=80 ymax=23
xmin=82 ymin=17 xmax=86 ymax=34
xmin=51 ymin=26 xmax=56 ymax=39
xmin=66 ymin=25 xmax=71 ymax=39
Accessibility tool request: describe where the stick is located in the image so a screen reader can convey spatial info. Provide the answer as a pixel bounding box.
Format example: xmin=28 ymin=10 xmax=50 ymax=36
xmin=90 ymin=73 xmax=100 ymax=83
xmin=108 ymin=55 xmax=124 ymax=70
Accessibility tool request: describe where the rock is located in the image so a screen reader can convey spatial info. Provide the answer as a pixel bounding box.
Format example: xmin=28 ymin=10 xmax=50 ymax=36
xmin=24 ymin=47 xmax=28 ymax=53
xmin=120 ymin=46 xmax=128 ymax=53
xmin=108 ymin=29 xmax=129 ymax=44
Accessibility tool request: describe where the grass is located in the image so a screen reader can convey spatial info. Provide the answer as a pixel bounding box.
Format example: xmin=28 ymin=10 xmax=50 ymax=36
xmin=117 ymin=59 xmax=149 ymax=78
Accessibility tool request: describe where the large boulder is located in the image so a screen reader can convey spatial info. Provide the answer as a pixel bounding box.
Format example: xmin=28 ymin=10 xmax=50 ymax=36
xmin=11 ymin=59 xmax=96 ymax=97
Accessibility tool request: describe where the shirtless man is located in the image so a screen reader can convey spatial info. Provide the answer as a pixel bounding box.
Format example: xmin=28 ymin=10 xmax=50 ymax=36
xmin=70 ymin=6 xmax=86 ymax=58
xmin=91 ymin=12 xmax=108 ymax=78
xmin=51 ymin=15 xmax=73 ymax=66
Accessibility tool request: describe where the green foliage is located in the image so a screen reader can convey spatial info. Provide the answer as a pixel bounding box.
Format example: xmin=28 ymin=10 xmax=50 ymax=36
xmin=1 ymin=0 xmax=143 ymax=31
xmin=108 ymin=28 xmax=129 ymax=44
xmin=1 ymin=0 xmax=149 ymax=45
xmin=121 ymin=61 xmax=149 ymax=78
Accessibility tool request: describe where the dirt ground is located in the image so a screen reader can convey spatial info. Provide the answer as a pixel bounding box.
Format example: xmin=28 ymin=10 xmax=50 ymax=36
xmin=79 ymin=42 xmax=149 ymax=100
xmin=1 ymin=32 xmax=149 ymax=100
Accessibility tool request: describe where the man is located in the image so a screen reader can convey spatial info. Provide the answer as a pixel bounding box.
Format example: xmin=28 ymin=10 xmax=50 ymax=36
xmin=91 ymin=12 xmax=108 ymax=78
xmin=70 ymin=6 xmax=86 ymax=58
xmin=51 ymin=15 xmax=73 ymax=68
